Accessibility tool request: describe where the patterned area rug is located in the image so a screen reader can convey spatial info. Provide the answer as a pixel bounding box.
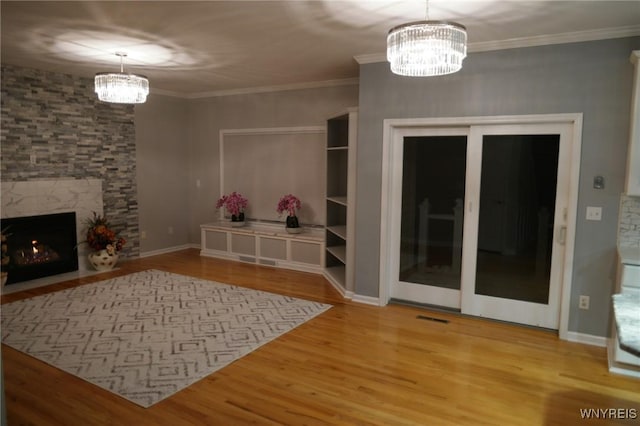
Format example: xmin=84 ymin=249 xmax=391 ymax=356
xmin=1 ymin=269 xmax=331 ymax=407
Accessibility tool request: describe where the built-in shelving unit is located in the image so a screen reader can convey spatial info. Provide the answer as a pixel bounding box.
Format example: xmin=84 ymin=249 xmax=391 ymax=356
xmin=324 ymin=108 xmax=357 ymax=296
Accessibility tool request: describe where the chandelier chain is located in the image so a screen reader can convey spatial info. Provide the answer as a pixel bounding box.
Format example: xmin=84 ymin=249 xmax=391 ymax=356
xmin=116 ymin=52 xmax=127 ymax=73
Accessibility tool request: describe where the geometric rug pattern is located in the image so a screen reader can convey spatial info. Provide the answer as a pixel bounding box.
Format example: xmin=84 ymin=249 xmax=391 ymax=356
xmin=1 ymin=269 xmax=331 ymax=407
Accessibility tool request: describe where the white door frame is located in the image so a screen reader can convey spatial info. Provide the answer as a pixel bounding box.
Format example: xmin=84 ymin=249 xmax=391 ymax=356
xmin=379 ymin=114 xmax=583 ymax=340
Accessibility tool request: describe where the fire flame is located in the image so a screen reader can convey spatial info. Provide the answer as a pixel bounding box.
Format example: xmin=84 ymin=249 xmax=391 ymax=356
xmin=31 ymin=240 xmax=38 ymax=254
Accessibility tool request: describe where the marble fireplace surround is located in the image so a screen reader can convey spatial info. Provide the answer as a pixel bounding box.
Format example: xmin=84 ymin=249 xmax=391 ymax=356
xmin=1 ymin=178 xmax=104 ymax=292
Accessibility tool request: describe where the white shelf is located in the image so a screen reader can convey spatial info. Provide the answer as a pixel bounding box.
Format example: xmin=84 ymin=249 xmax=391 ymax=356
xmin=327 ymin=146 xmax=348 ymax=151
xmin=327 ymin=196 xmax=347 ymax=206
xmin=325 ymin=265 xmax=346 ymax=287
xmin=201 ymin=221 xmax=324 ymax=241
xmin=326 ymin=245 xmax=346 ymax=263
xmin=327 ymin=225 xmax=347 ymax=240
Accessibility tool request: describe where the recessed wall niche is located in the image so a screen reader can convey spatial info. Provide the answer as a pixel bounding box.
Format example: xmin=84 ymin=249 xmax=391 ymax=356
xmin=220 ymin=127 xmax=326 ymax=226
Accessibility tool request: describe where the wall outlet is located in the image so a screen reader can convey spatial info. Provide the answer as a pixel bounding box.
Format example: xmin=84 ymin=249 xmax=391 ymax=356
xmin=586 ymin=206 xmax=602 ymax=221
xmin=168 ymin=226 xmax=174 ymax=235
xmin=141 ymin=230 xmax=147 ymax=239
xmin=579 ymin=295 xmax=590 ymax=310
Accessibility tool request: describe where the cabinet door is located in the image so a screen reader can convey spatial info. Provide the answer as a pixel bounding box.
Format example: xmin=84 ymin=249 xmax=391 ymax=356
xmin=204 ymin=230 xmax=228 ymax=251
xmin=291 ymin=241 xmax=322 ymax=265
xmin=260 ymin=237 xmax=287 ymax=260
xmin=231 ymin=233 xmax=255 ymax=256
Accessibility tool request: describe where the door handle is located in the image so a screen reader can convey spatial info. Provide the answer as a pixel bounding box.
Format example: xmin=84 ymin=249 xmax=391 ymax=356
xmin=558 ymin=226 xmax=567 ymax=245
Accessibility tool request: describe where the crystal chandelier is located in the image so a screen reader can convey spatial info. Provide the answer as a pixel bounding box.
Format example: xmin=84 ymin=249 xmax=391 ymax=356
xmin=387 ymin=1 xmax=467 ymax=77
xmin=94 ymin=52 xmax=149 ymax=104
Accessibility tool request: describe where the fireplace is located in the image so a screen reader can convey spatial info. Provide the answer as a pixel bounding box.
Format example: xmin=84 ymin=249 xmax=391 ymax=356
xmin=1 ymin=212 xmax=79 ymax=285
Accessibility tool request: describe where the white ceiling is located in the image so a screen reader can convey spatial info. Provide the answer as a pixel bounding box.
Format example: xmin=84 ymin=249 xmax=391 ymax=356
xmin=2 ymin=1 xmax=639 ymax=97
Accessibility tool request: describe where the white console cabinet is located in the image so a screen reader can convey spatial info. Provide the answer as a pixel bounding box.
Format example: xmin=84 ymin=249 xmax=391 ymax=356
xmin=200 ymin=222 xmax=325 ymax=274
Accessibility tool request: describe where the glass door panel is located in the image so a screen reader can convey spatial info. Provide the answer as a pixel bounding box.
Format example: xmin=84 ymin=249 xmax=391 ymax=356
xmin=399 ymin=136 xmax=467 ymax=291
xmin=475 ymin=135 xmax=560 ymax=304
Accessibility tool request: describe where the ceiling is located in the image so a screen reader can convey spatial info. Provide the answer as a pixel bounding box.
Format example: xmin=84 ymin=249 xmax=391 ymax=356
xmin=2 ymin=1 xmax=639 ymax=97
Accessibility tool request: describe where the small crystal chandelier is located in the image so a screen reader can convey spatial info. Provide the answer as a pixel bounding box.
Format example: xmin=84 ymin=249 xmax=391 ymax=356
xmin=387 ymin=0 xmax=467 ymax=77
xmin=94 ymin=52 xmax=149 ymax=104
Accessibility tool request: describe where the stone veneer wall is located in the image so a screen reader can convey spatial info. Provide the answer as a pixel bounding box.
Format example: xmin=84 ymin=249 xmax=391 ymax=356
xmin=0 ymin=65 xmax=139 ymax=258
xmin=619 ymin=195 xmax=640 ymax=248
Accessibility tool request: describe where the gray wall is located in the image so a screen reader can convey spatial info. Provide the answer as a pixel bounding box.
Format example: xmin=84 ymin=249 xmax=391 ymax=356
xmin=135 ymin=93 xmax=190 ymax=254
xmin=0 ymin=65 xmax=140 ymax=258
xmin=356 ymin=37 xmax=640 ymax=336
xmin=185 ymin=85 xmax=359 ymax=243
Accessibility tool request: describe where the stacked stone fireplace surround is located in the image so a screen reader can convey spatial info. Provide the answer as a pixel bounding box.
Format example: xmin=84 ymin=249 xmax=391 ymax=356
xmin=1 ymin=65 xmax=140 ymax=278
xmin=619 ymin=195 xmax=640 ymax=248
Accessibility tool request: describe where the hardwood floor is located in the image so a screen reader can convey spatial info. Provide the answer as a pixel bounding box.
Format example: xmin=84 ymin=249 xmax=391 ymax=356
xmin=2 ymin=249 xmax=639 ymax=425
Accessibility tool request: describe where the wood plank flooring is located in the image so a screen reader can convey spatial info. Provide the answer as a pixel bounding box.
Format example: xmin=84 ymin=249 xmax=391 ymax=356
xmin=2 ymin=249 xmax=639 ymax=425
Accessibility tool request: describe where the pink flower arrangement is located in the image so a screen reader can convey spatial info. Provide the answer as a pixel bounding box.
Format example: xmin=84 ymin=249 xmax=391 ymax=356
xmin=216 ymin=192 xmax=248 ymax=216
xmin=277 ymin=194 xmax=301 ymax=217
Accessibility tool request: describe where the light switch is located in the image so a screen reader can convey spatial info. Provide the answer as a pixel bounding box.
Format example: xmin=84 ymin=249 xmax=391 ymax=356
xmin=586 ymin=206 xmax=602 ymax=221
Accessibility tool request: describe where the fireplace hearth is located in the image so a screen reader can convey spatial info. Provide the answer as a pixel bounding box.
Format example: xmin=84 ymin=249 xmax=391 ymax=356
xmin=1 ymin=212 xmax=78 ymax=285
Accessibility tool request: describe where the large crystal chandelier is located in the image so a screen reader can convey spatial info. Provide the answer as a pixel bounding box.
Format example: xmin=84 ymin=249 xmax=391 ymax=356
xmin=94 ymin=52 xmax=149 ymax=104
xmin=387 ymin=1 xmax=467 ymax=77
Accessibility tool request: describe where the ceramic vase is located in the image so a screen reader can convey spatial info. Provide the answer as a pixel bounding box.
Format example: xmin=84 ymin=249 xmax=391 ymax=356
xmin=88 ymin=249 xmax=119 ymax=271
xmin=231 ymin=212 xmax=245 ymax=227
xmin=285 ymin=215 xmax=302 ymax=234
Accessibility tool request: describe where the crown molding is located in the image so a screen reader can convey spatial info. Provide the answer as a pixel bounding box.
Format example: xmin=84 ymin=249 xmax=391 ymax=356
xmin=147 ymin=77 xmax=359 ymax=99
xmin=149 ymin=87 xmax=189 ymax=98
xmin=355 ymin=25 xmax=640 ymax=64
xmin=470 ymin=25 xmax=640 ymax=53
xmin=186 ymin=77 xmax=359 ymax=99
xmin=354 ymin=53 xmax=386 ymax=65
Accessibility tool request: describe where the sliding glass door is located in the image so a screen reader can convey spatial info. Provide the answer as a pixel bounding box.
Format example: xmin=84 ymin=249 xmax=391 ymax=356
xmin=390 ymin=122 xmax=573 ymax=329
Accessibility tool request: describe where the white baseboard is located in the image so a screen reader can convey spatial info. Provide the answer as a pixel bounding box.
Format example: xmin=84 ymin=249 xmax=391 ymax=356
xmin=139 ymin=244 xmax=197 ymax=258
xmin=351 ymin=294 xmax=381 ymax=306
xmin=323 ymin=273 xmax=348 ymax=298
xmin=566 ymin=331 xmax=608 ymax=347
xmin=607 ymin=340 xmax=640 ymax=378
